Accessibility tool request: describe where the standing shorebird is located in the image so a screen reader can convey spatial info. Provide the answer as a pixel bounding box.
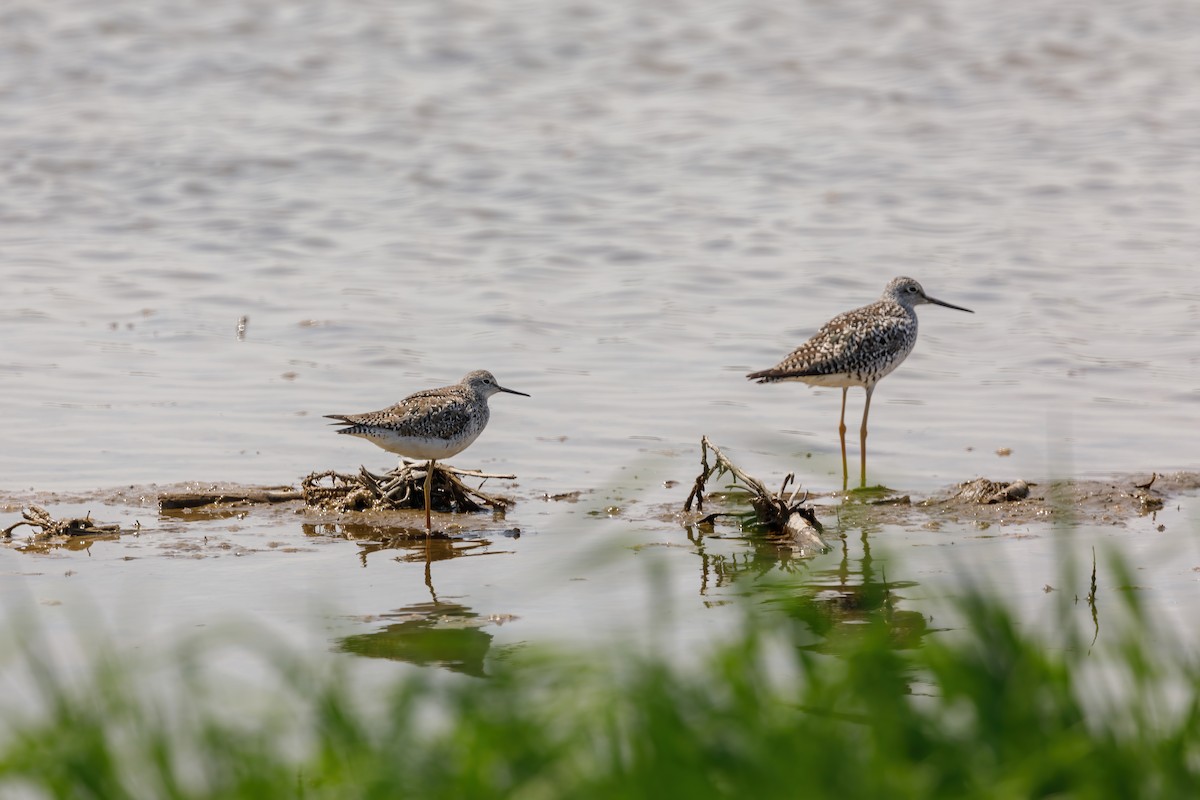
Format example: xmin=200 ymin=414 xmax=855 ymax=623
xmin=747 ymin=276 xmax=973 ymax=490
xmin=326 ymin=370 xmax=529 ymax=533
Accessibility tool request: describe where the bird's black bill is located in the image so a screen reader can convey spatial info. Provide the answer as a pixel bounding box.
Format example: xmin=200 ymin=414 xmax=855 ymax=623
xmin=926 ymin=296 xmax=974 ymax=313
xmin=499 ymin=386 xmax=531 ymax=397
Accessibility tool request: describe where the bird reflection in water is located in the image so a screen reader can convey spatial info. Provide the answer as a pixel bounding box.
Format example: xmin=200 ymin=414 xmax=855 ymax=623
xmin=684 ymin=518 xmax=929 ymax=652
xmin=336 ymin=601 xmax=514 ymax=678
xmin=305 ymin=521 xmax=517 ymax=676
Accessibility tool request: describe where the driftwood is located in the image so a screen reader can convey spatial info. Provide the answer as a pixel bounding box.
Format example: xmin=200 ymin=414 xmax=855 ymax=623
xmin=2 ymin=505 xmax=123 ymax=539
xmin=684 ymin=436 xmax=829 ymax=555
xmin=158 ymin=487 xmax=303 ymax=510
xmin=302 ymin=462 xmax=515 ymax=514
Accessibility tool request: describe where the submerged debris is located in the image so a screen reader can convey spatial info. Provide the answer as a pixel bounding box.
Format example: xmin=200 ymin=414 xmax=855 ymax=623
xmin=684 ymin=436 xmax=829 ymax=556
xmin=978 ymin=474 xmax=1169 ymax=516
xmin=914 ymin=474 xmax=1180 ymax=526
xmin=302 ymin=463 xmax=515 ymax=515
xmin=1127 ymin=474 xmax=1164 ymax=512
xmin=2 ymin=505 xmax=123 ymax=539
xmin=954 ymin=478 xmax=1032 ymax=505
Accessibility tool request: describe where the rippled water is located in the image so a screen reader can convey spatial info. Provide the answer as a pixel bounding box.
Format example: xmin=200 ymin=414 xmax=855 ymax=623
xmin=3 ymin=0 xmax=1199 ymax=667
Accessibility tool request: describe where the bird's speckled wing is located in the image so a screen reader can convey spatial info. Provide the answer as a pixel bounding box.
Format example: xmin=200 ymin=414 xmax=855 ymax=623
xmin=326 ymin=387 xmax=476 ymax=440
xmin=749 ymin=301 xmax=914 ymax=381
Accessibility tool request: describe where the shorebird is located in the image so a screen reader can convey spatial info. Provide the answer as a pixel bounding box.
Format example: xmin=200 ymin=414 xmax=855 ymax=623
xmin=326 ymin=370 xmax=529 ymax=533
xmin=747 ymin=276 xmax=973 ymax=490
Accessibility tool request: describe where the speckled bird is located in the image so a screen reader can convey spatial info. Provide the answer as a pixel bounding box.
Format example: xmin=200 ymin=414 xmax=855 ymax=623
xmin=326 ymin=370 xmax=529 ymax=533
xmin=747 ymin=277 xmax=973 ymax=490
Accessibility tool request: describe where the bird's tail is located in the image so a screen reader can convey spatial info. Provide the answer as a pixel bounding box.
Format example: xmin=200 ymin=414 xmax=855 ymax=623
xmin=746 ymin=368 xmax=784 ymax=384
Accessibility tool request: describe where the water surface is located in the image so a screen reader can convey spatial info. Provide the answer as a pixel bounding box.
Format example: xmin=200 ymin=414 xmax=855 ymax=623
xmin=2 ymin=0 xmax=1199 ymax=670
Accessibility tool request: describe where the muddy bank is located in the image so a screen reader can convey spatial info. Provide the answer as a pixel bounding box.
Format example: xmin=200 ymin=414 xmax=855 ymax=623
xmin=668 ymin=471 xmax=1199 ymax=532
xmin=4 ymin=470 xmax=1197 ymax=549
xmin=854 ymin=471 xmax=1197 ymax=529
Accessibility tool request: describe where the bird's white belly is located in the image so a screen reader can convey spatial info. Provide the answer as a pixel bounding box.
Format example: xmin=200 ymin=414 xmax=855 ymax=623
xmin=789 ymin=372 xmax=870 ymax=389
xmin=354 ymin=428 xmax=483 ymax=460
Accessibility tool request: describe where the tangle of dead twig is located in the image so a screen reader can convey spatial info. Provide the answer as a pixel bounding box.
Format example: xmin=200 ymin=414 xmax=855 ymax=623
xmin=301 ymin=462 xmax=515 ymax=514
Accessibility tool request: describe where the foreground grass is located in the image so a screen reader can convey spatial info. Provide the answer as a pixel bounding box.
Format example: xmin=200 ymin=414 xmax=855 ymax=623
xmin=1 ymin=564 xmax=1197 ymax=799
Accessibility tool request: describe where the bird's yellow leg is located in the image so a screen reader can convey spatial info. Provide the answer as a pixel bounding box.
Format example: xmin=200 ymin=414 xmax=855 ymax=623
xmin=859 ymin=386 xmax=874 ymax=489
xmin=839 ymin=387 xmax=849 ymax=492
xmin=424 ymin=459 xmax=435 ymax=535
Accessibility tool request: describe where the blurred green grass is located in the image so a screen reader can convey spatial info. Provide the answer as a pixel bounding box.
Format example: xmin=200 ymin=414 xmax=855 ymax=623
xmin=1 ymin=557 xmax=1197 ymax=799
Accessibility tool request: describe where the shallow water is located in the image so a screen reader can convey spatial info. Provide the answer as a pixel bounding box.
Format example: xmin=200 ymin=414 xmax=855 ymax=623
xmin=3 ymin=488 xmax=1198 ymax=679
xmin=3 ymin=0 xmax=1200 ymax=671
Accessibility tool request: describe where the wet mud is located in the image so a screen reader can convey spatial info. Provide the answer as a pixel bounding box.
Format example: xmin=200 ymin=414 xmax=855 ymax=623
xmin=672 ymin=471 xmax=1198 ymax=534
xmin=3 ymin=468 xmax=1196 ymax=559
xmin=854 ymin=471 xmax=1194 ymax=529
